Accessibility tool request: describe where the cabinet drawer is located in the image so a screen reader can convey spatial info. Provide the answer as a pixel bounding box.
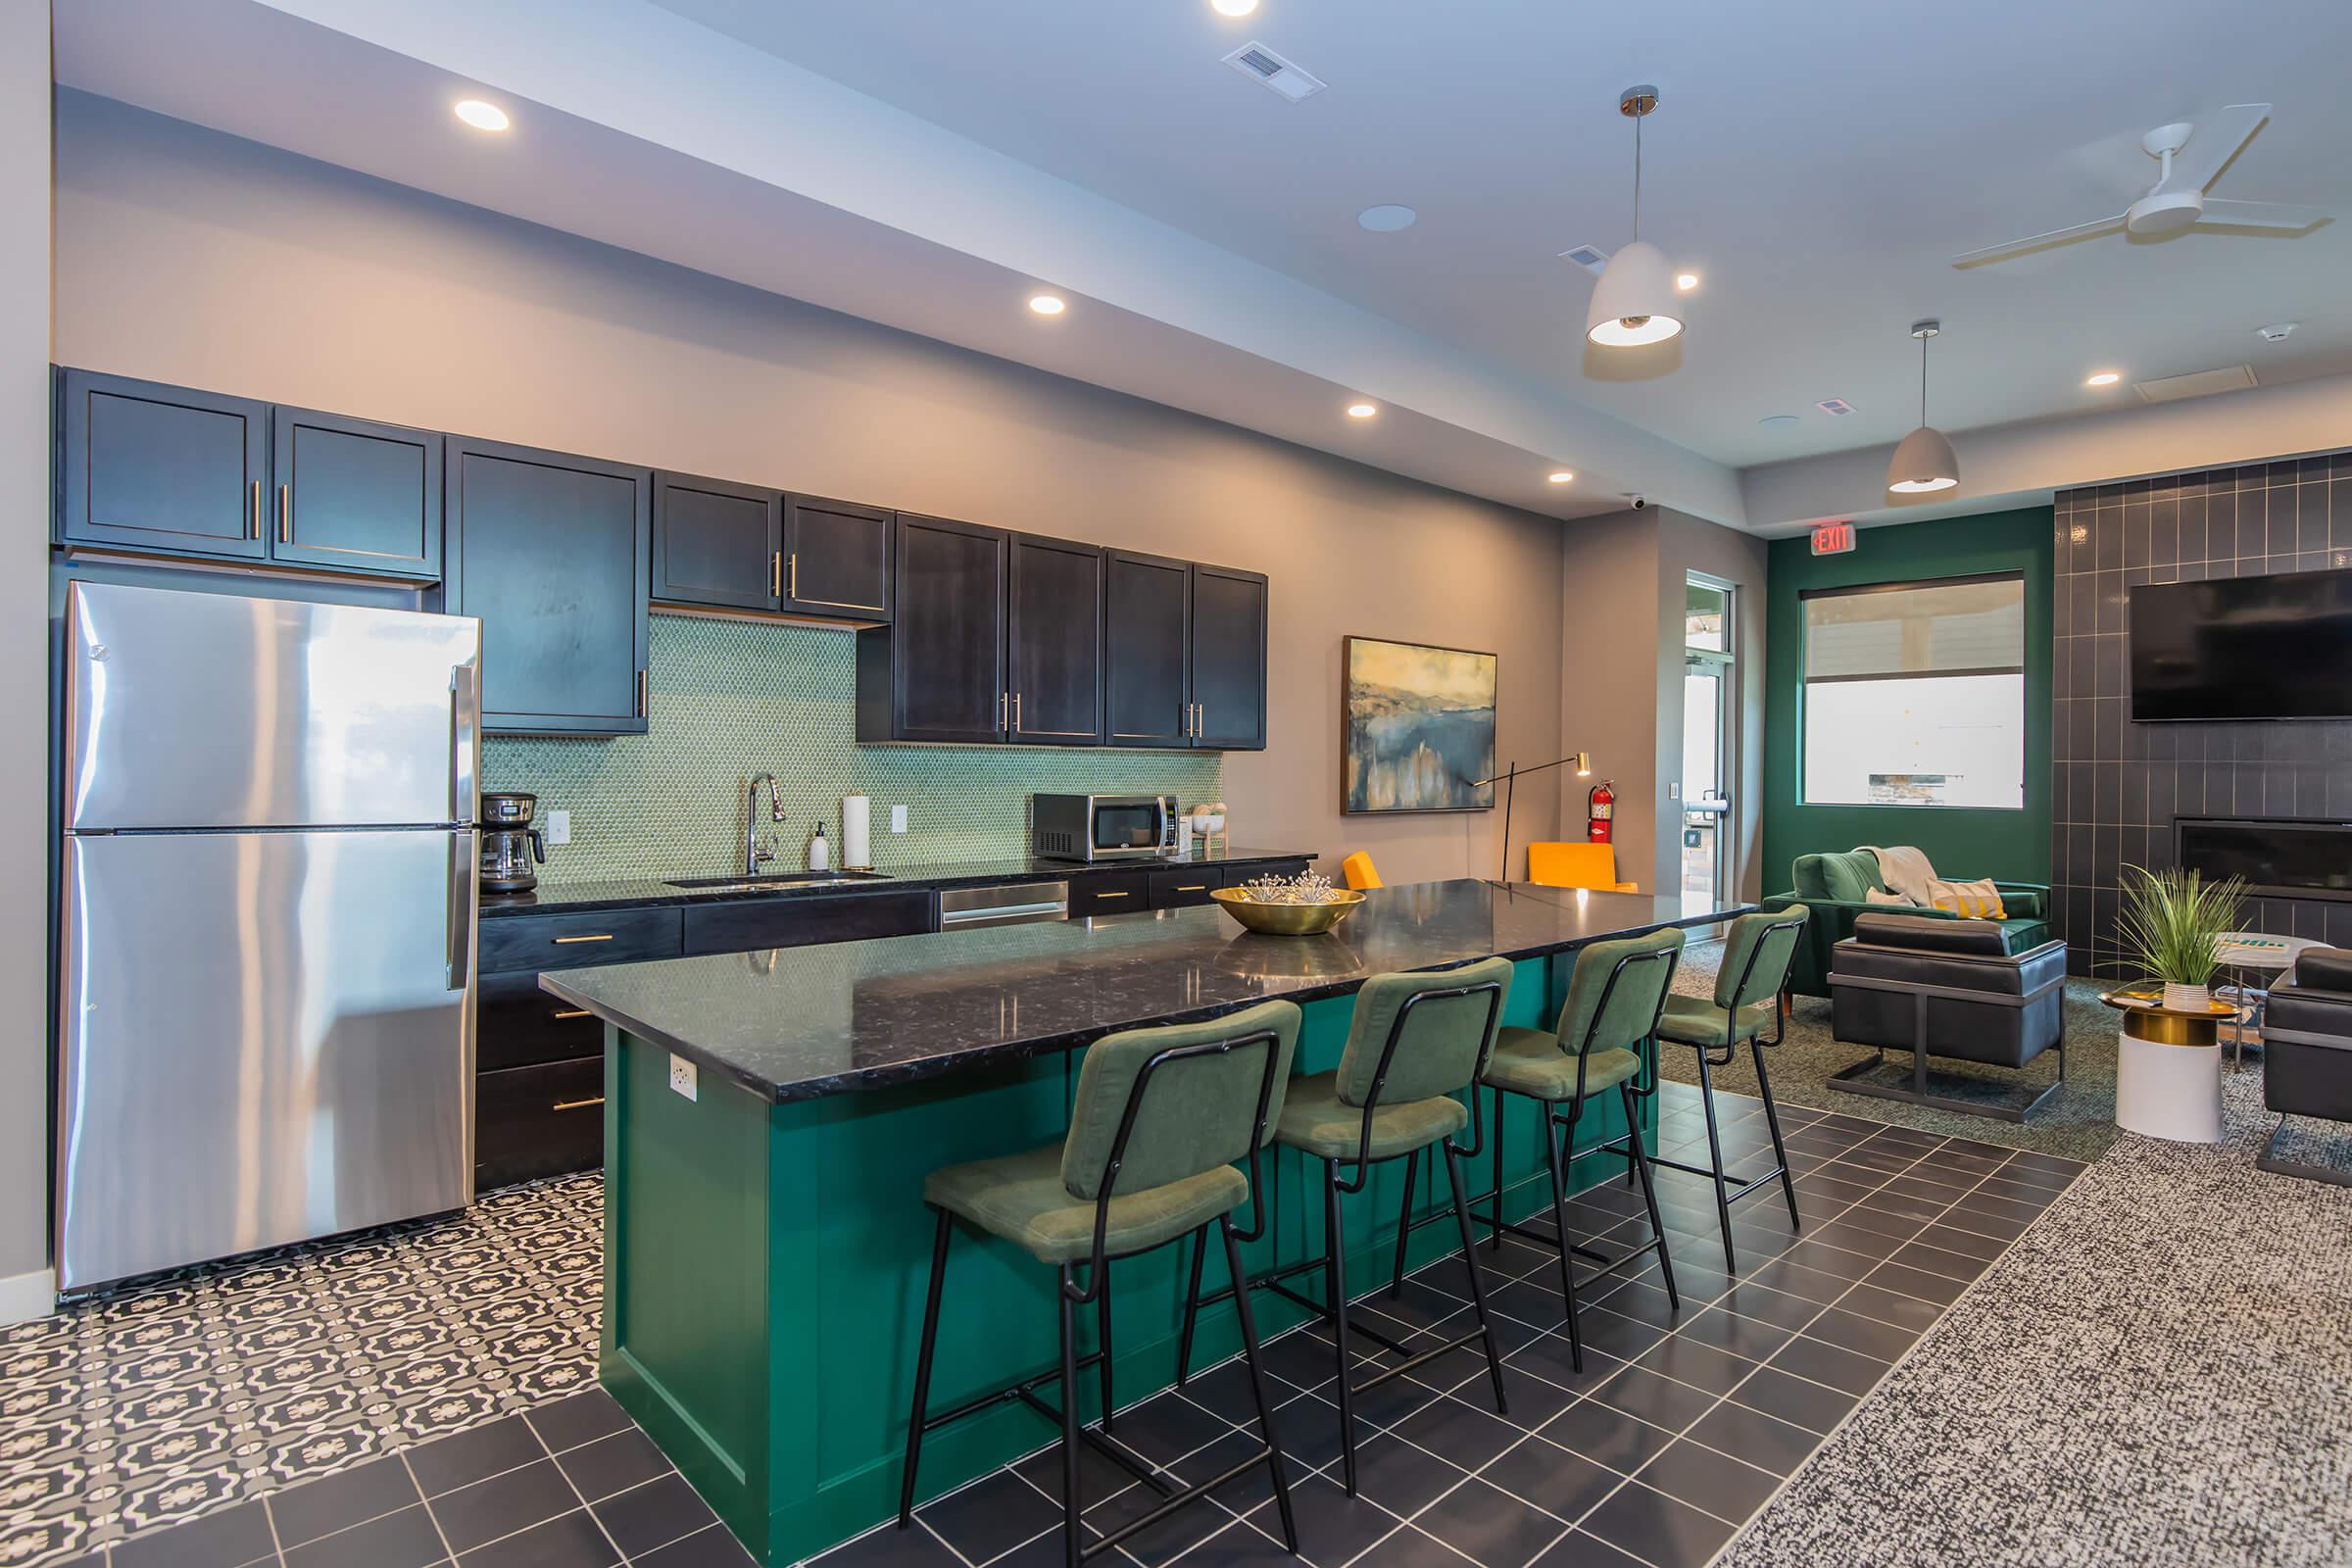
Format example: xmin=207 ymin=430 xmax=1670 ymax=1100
xmin=479 ymin=972 xmax=603 ymax=1073
xmin=1147 ymin=865 xmax=1225 ymax=909
xmin=1069 ymin=870 xmax=1151 ymax=918
xmin=682 ymin=889 xmax=939 ymax=956
xmin=479 ymin=907 xmax=682 ymax=974
xmin=475 ymin=1057 xmax=605 ymax=1191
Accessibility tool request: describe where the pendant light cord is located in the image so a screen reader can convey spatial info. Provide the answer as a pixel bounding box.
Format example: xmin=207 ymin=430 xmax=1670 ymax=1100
xmin=1632 ymin=111 xmax=1643 ymax=241
xmin=1920 ymin=332 xmax=1930 ymax=423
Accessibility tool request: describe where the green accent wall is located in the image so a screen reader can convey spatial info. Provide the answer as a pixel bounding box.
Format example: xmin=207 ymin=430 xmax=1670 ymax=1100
xmin=1760 ymin=507 xmax=2055 ymax=891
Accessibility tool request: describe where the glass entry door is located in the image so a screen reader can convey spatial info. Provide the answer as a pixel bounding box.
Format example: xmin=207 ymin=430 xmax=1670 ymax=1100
xmin=1683 ymin=581 xmax=1736 ymax=920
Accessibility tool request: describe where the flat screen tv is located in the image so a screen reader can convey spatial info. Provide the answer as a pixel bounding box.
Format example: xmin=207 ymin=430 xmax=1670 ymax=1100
xmin=2130 ymin=566 xmax=2352 ymax=720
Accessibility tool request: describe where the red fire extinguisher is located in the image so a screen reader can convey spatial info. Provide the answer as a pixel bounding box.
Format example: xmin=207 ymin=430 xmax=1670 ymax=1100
xmin=1587 ymin=780 xmax=1615 ymax=844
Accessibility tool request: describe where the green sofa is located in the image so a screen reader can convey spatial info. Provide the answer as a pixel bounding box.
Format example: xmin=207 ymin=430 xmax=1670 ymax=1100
xmin=1761 ymin=848 xmax=2051 ymax=1000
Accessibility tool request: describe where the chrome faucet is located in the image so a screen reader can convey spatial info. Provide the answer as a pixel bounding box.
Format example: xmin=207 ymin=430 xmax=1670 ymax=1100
xmin=747 ymin=773 xmax=785 ymax=874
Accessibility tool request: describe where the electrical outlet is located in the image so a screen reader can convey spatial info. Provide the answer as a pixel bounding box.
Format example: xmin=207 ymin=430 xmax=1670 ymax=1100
xmin=544 ymin=809 xmax=571 ymax=846
xmin=668 ymin=1054 xmax=698 ymax=1102
xmin=891 ymin=805 xmax=908 ymax=833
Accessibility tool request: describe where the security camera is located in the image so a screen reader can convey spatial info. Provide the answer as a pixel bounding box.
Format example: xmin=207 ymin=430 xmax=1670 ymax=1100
xmin=1626 ymin=493 xmax=1649 ymax=511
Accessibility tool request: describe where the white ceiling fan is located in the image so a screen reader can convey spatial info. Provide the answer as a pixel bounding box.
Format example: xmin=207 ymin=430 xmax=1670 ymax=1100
xmin=1952 ymin=104 xmax=2330 ymax=268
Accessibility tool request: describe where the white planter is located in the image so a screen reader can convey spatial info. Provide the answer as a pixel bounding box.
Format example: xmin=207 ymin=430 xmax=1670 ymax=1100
xmin=2115 ymin=1026 xmax=2223 ymax=1143
xmin=2161 ymin=982 xmax=2210 ymax=1012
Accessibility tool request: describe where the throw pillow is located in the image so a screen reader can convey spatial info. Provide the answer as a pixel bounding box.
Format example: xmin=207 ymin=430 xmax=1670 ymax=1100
xmin=1864 ymin=887 xmax=1916 ymax=907
xmin=1927 ymin=877 xmax=2008 ymax=919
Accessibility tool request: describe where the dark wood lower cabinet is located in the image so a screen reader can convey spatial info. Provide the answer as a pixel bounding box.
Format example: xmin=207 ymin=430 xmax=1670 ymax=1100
xmin=475 ymin=1057 xmax=606 ymax=1193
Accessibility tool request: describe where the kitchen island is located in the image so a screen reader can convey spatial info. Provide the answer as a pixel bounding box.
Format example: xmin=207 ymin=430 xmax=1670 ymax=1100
xmin=546 ymin=879 xmax=1752 ymax=1564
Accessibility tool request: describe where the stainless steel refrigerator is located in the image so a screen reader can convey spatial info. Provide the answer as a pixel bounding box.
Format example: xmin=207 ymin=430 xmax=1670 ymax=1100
xmin=57 ymin=582 xmax=481 ymax=1293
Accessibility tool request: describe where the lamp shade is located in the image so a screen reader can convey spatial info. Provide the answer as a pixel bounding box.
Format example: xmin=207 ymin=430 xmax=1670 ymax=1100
xmin=1886 ymin=424 xmax=1960 ymax=494
xmin=1586 ymin=241 xmax=1684 ymax=347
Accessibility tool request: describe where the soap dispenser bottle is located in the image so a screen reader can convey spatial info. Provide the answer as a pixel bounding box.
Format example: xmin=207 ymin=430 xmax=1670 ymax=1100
xmin=808 ymin=820 xmax=831 ymax=872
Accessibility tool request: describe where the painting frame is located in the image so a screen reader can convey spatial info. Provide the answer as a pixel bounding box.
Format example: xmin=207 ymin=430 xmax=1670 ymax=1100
xmin=1341 ymin=635 xmax=1498 ymax=815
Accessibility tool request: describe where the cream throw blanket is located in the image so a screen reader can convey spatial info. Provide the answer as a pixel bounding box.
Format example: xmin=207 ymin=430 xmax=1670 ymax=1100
xmin=1868 ymin=846 xmax=2007 ymax=919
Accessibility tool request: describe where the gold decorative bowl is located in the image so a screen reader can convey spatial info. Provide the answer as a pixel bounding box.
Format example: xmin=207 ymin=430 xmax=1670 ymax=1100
xmin=1210 ymin=886 xmax=1365 ymax=936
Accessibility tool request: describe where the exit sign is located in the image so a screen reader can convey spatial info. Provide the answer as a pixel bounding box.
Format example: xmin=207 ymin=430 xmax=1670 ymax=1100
xmin=1811 ymin=520 xmax=1856 ymax=556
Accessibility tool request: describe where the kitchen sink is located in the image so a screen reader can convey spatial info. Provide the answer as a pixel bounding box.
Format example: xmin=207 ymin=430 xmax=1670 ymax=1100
xmin=665 ymin=869 xmax=896 ymax=893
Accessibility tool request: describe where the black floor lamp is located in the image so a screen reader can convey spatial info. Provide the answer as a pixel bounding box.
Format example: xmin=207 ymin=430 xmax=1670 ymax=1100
xmin=1464 ymin=752 xmax=1592 ymax=884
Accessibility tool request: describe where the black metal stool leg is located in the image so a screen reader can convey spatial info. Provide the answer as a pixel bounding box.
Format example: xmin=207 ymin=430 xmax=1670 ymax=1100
xmin=1095 ymin=1261 xmax=1115 ymax=1434
xmin=898 ymin=1206 xmax=952 ymax=1528
xmin=1444 ymin=1145 xmax=1509 ymax=1415
xmin=1323 ymin=1159 xmax=1361 ymax=1495
xmin=1390 ymin=1149 xmax=1419 ymax=1298
xmin=1540 ymin=1104 xmax=1584 ymax=1374
xmin=1175 ymin=1225 xmax=1208 ymax=1387
xmin=1620 ymin=1081 xmax=1679 ymax=1309
xmin=1220 ymin=1214 xmax=1298 ymax=1552
xmin=1056 ymin=1265 xmax=1083 ymax=1568
xmin=1488 ymin=1087 xmax=1506 ymax=1253
xmin=1693 ymin=1049 xmax=1739 ymax=1275
xmin=1750 ymin=1037 xmax=1801 ymax=1231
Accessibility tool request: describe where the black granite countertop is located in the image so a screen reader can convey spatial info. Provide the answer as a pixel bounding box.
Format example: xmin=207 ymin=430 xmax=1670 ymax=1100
xmin=480 ymin=847 xmax=1314 ymax=917
xmin=542 ymin=879 xmax=1754 ymax=1104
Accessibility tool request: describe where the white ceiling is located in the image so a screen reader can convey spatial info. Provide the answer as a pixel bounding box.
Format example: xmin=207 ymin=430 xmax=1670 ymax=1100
xmin=50 ymin=0 xmax=2352 ymax=531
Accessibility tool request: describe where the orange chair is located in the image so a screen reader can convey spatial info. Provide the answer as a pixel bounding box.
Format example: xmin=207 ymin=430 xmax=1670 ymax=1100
xmin=1527 ymin=842 xmax=1638 ymax=893
xmin=1340 ymin=852 xmax=1383 ymax=891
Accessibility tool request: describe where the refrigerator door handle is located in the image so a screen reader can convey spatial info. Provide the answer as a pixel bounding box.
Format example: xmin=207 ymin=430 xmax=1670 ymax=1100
xmin=448 ymin=831 xmax=474 ymax=992
xmin=450 ymin=662 xmax=479 ymax=822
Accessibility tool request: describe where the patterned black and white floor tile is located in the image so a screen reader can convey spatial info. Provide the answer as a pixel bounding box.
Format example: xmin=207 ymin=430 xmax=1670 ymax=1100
xmin=0 ymin=1175 xmax=602 ymax=1567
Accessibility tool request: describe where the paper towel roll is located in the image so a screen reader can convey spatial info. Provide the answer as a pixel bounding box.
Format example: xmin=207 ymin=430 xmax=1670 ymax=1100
xmin=842 ymin=793 xmax=872 ymax=869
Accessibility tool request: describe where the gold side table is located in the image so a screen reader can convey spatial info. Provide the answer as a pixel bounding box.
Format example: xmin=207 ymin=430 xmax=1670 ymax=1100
xmin=2100 ymin=988 xmax=2238 ymax=1143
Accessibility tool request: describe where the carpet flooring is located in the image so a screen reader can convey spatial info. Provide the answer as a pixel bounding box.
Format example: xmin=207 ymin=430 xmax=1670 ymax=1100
xmin=1661 ymin=941 xmax=2125 ymax=1163
xmin=1715 ymin=1058 xmax=2352 ymax=1568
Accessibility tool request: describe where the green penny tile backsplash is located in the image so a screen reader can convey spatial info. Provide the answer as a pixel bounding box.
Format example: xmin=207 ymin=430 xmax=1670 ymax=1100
xmin=483 ymin=613 xmax=1222 ymax=885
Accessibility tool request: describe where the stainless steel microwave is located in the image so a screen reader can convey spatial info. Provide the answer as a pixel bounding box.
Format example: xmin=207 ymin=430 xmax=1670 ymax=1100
xmin=1032 ymin=793 xmax=1179 ymax=861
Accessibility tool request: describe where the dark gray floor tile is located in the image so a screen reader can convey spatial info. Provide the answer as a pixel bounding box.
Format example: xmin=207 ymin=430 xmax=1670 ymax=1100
xmin=1863 ymin=1261 xmax=1970 ymax=1307
xmin=1914 ymin=1222 xmax=2006 ymax=1262
xmin=1528 ymin=1528 xmax=1648 ymax=1568
xmin=918 ymin=1470 xmax=1063 ymax=1565
xmin=1725 ymin=1367 xmax=1858 ymax=1436
xmin=270 ymin=1454 xmax=425 ymax=1546
xmin=1389 ymin=1396 xmax=1524 ymax=1470
xmin=1801 ymin=1220 xmax=1909 ymax=1261
xmin=1768 ymin=1336 xmax=1893 ymax=1398
xmin=282 ymin=1502 xmax=447 ymax=1568
xmin=1340 ymin=1432 xmax=1471 ymax=1519
xmin=1710 ymin=1284 xmax=1821 ymax=1335
xmin=1504 ymin=1332 xmax=1626 ymax=1397
xmin=1568 ymin=1307 xmax=1667 ymax=1365
xmin=1579 ymin=1480 xmax=1737 ymax=1568
xmin=1535 ymin=1399 xmax=1676 ymax=1475
xmin=1805 ymin=1307 xmax=1917 ymax=1365
xmin=1178 ymin=1358 xmax=1288 ymax=1427
xmin=810 ymin=1520 xmax=963 ymax=1568
xmin=1175 ymin=1518 xmax=1304 ymax=1568
xmin=1775 ymin=1241 xmax=1883 ymax=1284
xmin=632 ymin=1523 xmax=759 ymax=1567
xmin=1975 ymin=1174 xmax=2060 ymax=1207
xmin=113 ymin=1501 xmax=276 ymax=1568
xmin=1834 ymin=1282 xmax=1942 ymax=1335
xmin=1170 ymin=1429 xmax=1282 ymax=1518
xmin=1633 ymin=1439 xmax=1780 ymax=1524
xmin=1466 ymin=1366 xmax=1579 ymax=1434
xmin=429 ymin=1460 xmax=579 ymax=1555
xmin=1243 ymin=1470 xmax=1405 ymax=1568
xmin=1476 ymin=1435 xmax=1621 ymax=1526
xmin=1666 ymin=1305 xmax=1793 ymax=1363
xmin=1117 ymin=1391 xmax=1241 ymax=1467
xmin=1886 ymin=1240 xmax=1990 ymax=1282
xmin=1682 ymin=1400 xmax=1820 ymax=1477
xmin=1411 ymin=1477 xmax=1567 ymax=1568
xmin=592 ymin=1473 xmax=719 ymax=1559
xmin=1631 ymin=1337 xmax=1755 ymax=1398
xmin=554 ymin=1427 xmax=671 ymax=1503
xmin=454 ymin=1507 xmax=616 ymax=1567
xmin=1589 ymin=1367 xmax=1714 ymax=1433
xmin=523 ymin=1392 xmax=633 ymax=1455
xmin=1262 ymin=1390 xmax=1351 ymax=1474
xmin=1348 ymin=1523 xmax=1475 ymax=1568
xmin=409 ymin=1417 xmax=549 ymax=1498
xmin=1740 ymin=1256 xmax=1851 ymax=1306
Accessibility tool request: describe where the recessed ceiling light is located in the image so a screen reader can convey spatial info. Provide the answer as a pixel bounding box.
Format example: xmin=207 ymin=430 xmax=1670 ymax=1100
xmin=1547 ymin=470 xmax=1575 ymax=484
xmin=1210 ymin=0 xmax=1258 ymax=14
xmin=1675 ymin=271 xmax=1700 ymax=292
xmin=2085 ymin=370 xmax=2122 ymax=387
xmin=1027 ymin=294 xmax=1066 ymax=317
xmin=1346 ymin=402 xmax=1377 ymax=419
xmin=1357 ymin=204 xmax=1418 ymax=232
xmin=454 ymin=99 xmax=511 ymax=132
xmin=1759 ymin=414 xmax=1800 ymax=429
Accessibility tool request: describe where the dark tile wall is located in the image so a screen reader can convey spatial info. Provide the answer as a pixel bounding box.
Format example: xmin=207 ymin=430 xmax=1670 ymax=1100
xmin=2050 ymin=452 xmax=2352 ymax=975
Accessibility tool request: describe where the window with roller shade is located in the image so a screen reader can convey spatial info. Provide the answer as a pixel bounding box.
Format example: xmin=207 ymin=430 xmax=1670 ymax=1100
xmin=1800 ymin=572 xmax=2026 ymax=808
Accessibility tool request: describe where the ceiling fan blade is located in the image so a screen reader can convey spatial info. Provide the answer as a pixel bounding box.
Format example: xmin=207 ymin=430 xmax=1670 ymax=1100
xmin=1950 ymin=214 xmax=2126 ymax=268
xmin=2165 ymin=103 xmax=2271 ymax=193
xmin=2199 ymin=198 xmax=2330 ymax=231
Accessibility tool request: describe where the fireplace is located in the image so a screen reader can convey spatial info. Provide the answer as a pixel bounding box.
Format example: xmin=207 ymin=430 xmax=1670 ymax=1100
xmin=2177 ymin=818 xmax=2352 ymax=902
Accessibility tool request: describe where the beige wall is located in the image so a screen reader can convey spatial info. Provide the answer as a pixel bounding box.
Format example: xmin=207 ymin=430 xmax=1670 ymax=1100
xmin=1655 ymin=509 xmax=1769 ymax=904
xmin=2 ymin=7 xmax=53 ymax=1319
xmin=52 ymin=91 xmax=1563 ymax=887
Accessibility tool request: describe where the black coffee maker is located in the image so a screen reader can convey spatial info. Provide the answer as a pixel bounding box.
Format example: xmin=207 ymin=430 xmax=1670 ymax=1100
xmin=480 ymin=791 xmax=547 ymax=894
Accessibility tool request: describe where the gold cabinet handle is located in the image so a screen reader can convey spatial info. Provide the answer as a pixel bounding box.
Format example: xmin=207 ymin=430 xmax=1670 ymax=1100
xmin=552 ymin=1007 xmax=592 ymax=1019
xmin=1012 ymin=692 xmax=1022 ymax=732
xmin=249 ymin=480 xmax=262 ymax=539
xmin=552 ymin=1096 xmax=606 ymax=1112
xmin=770 ymin=551 xmax=782 ymax=598
xmin=1094 ymin=891 xmax=1130 ymax=900
xmin=278 ymin=483 xmax=292 ymax=543
xmin=552 ymin=933 xmax=613 ymax=945
xmin=1174 ymin=884 xmax=1207 ymax=892
xmin=787 ymin=553 xmax=799 ymax=600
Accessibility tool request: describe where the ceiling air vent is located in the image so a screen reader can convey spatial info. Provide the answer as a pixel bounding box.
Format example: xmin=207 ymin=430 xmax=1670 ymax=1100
xmin=1817 ymin=398 xmax=1856 ymax=416
xmin=1557 ymin=244 xmax=1610 ymax=274
xmin=1223 ymin=41 xmax=1326 ymax=102
xmin=2135 ymin=365 xmax=2258 ymax=404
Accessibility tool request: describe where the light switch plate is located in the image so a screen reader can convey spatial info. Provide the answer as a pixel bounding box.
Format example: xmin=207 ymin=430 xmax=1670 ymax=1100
xmin=668 ymin=1054 xmax=698 ymax=1102
xmin=544 ymin=809 xmax=571 ymax=846
xmin=1667 ymin=783 xmax=1680 ymax=801
xmin=891 ymin=805 xmax=908 ymax=833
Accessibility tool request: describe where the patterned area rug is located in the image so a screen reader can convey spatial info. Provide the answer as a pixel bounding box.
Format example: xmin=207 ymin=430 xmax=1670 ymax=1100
xmin=1664 ymin=940 xmax=2126 ymax=1163
xmin=1714 ymin=1062 xmax=2352 ymax=1568
xmin=0 ymin=1174 xmax=601 ymax=1567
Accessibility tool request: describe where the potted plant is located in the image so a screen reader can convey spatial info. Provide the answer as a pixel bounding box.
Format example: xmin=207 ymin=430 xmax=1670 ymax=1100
xmin=2113 ymin=864 xmax=2245 ymax=1011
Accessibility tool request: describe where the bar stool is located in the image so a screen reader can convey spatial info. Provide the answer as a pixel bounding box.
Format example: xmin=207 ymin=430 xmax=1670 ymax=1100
xmin=1456 ymin=928 xmax=1688 ymax=1374
xmin=1177 ymin=958 xmax=1516 ymax=1495
xmin=900 ymin=1001 xmax=1303 ymax=1568
xmin=1649 ymin=907 xmax=1811 ymax=1274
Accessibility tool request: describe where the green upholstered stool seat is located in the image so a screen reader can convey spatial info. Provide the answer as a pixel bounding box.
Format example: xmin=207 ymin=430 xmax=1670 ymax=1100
xmin=1482 ymin=1027 xmax=1641 ymax=1101
xmin=924 ymin=1145 xmax=1250 ymax=1267
xmin=1273 ymin=1070 xmax=1469 ymax=1161
xmin=1655 ymin=996 xmax=1778 ymax=1050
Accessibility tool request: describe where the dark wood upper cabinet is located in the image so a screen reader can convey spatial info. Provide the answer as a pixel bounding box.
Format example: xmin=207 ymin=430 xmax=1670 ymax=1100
xmin=1103 ymin=549 xmax=1193 ymax=749
xmin=59 ymin=369 xmax=270 ymax=561
xmin=446 ymin=437 xmax=653 ymax=735
xmin=654 ymin=471 xmax=781 ymax=612
xmin=784 ymin=497 xmax=894 ymax=620
xmin=859 ymin=514 xmax=1008 ymax=744
xmin=1007 ymin=535 xmax=1104 ymax=746
xmin=1189 ymin=564 xmax=1268 ymax=751
xmin=269 ymin=406 xmax=442 ymax=579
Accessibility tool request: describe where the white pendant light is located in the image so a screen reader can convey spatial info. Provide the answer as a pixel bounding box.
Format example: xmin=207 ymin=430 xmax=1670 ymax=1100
xmin=1887 ymin=319 xmax=1960 ymax=494
xmin=1587 ymin=85 xmax=1684 ymax=349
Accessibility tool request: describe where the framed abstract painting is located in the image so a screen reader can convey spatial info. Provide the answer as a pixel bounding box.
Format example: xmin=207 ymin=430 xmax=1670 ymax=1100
xmin=1342 ymin=636 xmax=1497 ymax=814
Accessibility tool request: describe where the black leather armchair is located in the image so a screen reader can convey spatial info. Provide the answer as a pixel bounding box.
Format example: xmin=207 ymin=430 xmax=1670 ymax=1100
xmin=1827 ymin=913 xmax=2070 ymax=1123
xmin=2256 ymin=948 xmax=2352 ymax=1186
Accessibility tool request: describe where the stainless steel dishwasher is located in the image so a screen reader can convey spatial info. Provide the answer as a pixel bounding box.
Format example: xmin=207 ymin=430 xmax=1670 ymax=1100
xmin=938 ymin=881 xmax=1070 ymax=930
